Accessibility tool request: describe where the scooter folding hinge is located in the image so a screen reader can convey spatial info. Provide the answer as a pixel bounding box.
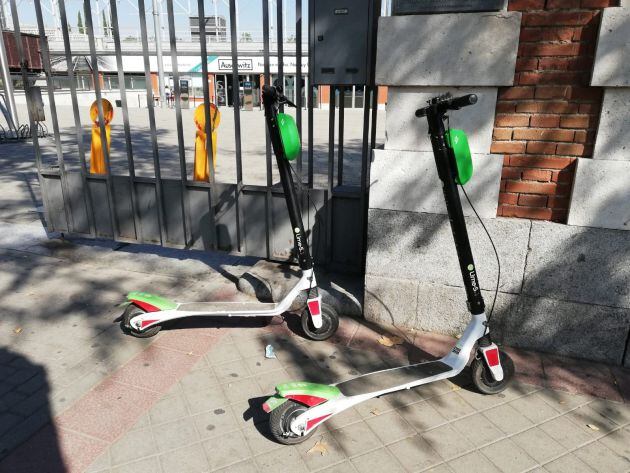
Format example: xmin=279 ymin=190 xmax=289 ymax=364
xmin=479 ymin=343 xmax=504 ymax=382
xmin=306 ymin=295 xmax=323 ymax=329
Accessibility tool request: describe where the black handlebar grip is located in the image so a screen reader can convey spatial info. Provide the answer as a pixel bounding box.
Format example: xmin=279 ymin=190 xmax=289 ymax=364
xmin=415 ymin=108 xmax=427 ymax=117
xmin=449 ymin=94 xmax=477 ymax=109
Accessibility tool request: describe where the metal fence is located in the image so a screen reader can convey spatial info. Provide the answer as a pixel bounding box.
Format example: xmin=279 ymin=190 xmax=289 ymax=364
xmin=13 ymin=0 xmax=380 ymax=274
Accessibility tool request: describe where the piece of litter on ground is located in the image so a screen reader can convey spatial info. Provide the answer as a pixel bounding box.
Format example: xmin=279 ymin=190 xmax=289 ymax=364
xmin=586 ymin=424 xmax=600 ymax=431
xmin=265 ymin=344 xmax=277 ymax=359
xmin=13 ymin=327 xmax=22 ymax=334
xmin=307 ymin=437 xmax=329 ymax=456
xmin=377 ymin=335 xmax=404 ymax=347
xmin=370 ymin=408 xmax=381 ymax=416
xmin=187 ymin=351 xmax=194 ymax=356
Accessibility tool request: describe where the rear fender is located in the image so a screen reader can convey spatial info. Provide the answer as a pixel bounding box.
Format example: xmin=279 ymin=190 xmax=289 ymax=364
xmin=126 ymin=291 xmax=177 ymax=312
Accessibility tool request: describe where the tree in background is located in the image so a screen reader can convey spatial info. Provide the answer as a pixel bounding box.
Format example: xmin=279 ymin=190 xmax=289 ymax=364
xmin=240 ymin=32 xmax=252 ymax=42
xmin=77 ymin=11 xmax=84 ymax=34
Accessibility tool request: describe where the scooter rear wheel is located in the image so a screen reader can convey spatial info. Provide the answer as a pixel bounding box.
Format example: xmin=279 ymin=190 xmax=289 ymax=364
xmin=301 ymin=303 xmax=339 ymax=341
xmin=471 ymin=350 xmax=514 ymax=395
xmin=121 ymin=304 xmax=161 ymax=338
xmin=269 ymin=400 xmax=317 ymax=445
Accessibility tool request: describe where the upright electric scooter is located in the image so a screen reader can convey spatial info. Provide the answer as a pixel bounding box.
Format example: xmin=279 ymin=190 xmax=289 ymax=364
xmin=263 ymin=93 xmax=515 ymax=444
xmin=120 ymin=85 xmax=339 ymax=341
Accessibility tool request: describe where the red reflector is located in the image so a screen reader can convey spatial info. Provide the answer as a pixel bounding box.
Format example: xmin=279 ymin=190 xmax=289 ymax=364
xmin=262 ymin=402 xmax=271 ymax=413
xmin=132 ymin=300 xmax=160 ymax=313
xmin=307 ymin=299 xmax=321 ymax=316
xmin=286 ymin=394 xmax=326 ymax=407
xmin=484 ymin=348 xmax=500 ymax=367
xmin=306 ymin=414 xmax=331 ymax=430
xmin=140 ymin=319 xmax=159 ymax=328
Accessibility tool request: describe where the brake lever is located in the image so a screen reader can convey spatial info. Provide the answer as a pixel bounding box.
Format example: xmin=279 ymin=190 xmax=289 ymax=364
xmin=281 ymin=97 xmax=297 ymax=108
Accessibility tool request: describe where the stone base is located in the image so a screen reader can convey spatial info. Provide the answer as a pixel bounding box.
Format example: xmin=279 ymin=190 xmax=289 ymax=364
xmin=237 ymin=260 xmax=363 ymax=317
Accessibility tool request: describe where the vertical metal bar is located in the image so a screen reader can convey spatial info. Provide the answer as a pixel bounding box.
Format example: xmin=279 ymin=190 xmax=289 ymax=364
xmin=295 ymin=0 xmax=302 ymax=177
xmin=84 ymin=0 xmax=120 ymax=240
xmin=307 ymin=0 xmax=314 ymax=189
xmin=197 ymin=0 xmax=218 ymax=250
xmin=326 ymin=86 xmax=335 ymax=263
xmin=228 ymin=0 xmax=243 ymax=250
xmin=110 ymin=0 xmax=141 ymax=241
xmin=33 ymin=0 xmax=73 ymax=231
xmin=0 ymin=20 xmax=18 ymax=133
xmin=360 ymin=0 xmax=382 ymax=271
xmin=276 ymin=0 xmax=283 ymax=112
xmin=57 ymin=0 xmax=96 ymax=236
xmin=262 ymin=0 xmax=272 ymax=260
xmin=138 ymin=0 xmax=167 ymax=245
xmin=165 ymin=0 xmax=188 ymax=246
xmin=337 ymin=86 xmax=345 ymax=186
xmin=9 ymin=0 xmax=53 ymax=227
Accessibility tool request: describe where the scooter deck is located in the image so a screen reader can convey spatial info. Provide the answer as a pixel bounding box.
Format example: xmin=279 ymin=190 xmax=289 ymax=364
xmin=176 ymin=301 xmax=277 ymax=312
xmin=336 ymin=361 xmax=451 ymax=396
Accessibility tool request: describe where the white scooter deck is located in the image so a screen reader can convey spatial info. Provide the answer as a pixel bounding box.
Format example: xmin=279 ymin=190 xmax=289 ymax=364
xmin=176 ymin=301 xmax=277 ymax=313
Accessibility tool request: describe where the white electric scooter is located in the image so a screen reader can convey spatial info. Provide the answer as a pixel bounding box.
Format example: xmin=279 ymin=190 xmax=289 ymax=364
xmin=263 ymin=93 xmax=515 ymax=444
xmin=120 ymin=85 xmax=339 ymax=342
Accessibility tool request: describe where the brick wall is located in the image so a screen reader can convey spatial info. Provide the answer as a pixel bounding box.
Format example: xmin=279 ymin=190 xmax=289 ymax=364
xmin=491 ymin=0 xmax=618 ymax=222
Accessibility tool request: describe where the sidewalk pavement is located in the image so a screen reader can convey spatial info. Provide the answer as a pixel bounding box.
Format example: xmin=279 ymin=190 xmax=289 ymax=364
xmin=0 ymin=172 xmax=629 ymax=472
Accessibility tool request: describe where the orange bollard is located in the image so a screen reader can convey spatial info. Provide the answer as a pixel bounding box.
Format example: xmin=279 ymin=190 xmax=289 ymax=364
xmin=193 ymin=103 xmax=221 ymax=181
xmin=89 ymin=99 xmax=114 ymax=175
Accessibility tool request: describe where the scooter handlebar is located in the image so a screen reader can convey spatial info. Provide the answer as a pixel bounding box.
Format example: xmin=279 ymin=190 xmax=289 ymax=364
xmin=415 ymin=93 xmax=478 ymax=117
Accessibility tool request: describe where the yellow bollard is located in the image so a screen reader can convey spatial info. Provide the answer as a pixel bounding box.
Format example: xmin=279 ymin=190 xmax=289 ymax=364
xmin=193 ymin=103 xmax=221 ymax=182
xmin=89 ymin=99 xmax=114 ymax=175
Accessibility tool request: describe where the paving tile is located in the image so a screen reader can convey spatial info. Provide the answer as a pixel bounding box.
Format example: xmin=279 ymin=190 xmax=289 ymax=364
xmin=481 ymin=438 xmax=537 ymax=473
xmin=448 ymin=451 xmax=501 ymax=473
xmin=108 ymin=456 xmax=160 ymax=473
xmin=353 ymin=395 xmax=394 ymax=419
xmin=387 ymin=434 xmax=443 ymax=472
xmin=587 ymin=398 xmax=630 ymax=426
xmin=213 ymin=359 xmax=252 ymax=384
xmin=148 ymin=393 xmax=190 ymax=425
xmin=508 ymin=392 xmax=561 ymax=425
xmin=538 ymin=416 xmax=592 ymax=450
xmin=201 ymin=429 xmax=251 ymax=470
xmin=152 ymin=417 xmax=200 ymax=452
xmin=254 ymin=445 xmax=309 ymax=473
xmin=422 ymin=423 xmax=475 ymax=461
xmin=566 ymin=404 xmax=619 ymax=438
xmin=536 ymin=389 xmax=594 ymax=414
xmin=451 ymin=413 xmax=505 ymax=448
xmin=483 ymin=403 xmax=535 ymax=435
xmin=213 ymin=459 xmax=260 ymax=473
xmin=243 ymin=355 xmax=283 ymax=376
xmin=191 ymin=406 xmax=240 ymax=439
xmin=573 ymin=440 xmax=630 ymax=473
xmin=56 ymin=379 xmax=160 ymax=443
xmin=183 ymin=384 xmax=228 ymax=416
xmin=397 ymin=400 xmax=448 ymax=433
xmin=84 ymin=450 xmax=110 ymax=473
xmin=350 ymin=447 xmax=406 ymax=473
xmin=220 ymin=376 xmax=263 ymax=402
xmin=423 ymin=464 xmax=455 ymax=473
xmin=178 ymin=367 xmax=220 ymax=394
xmin=427 ymin=391 xmax=476 ymax=422
xmin=511 ymin=427 xmax=566 ymax=464
xmin=159 ymin=442 xmax=209 ymax=473
xmin=504 ymin=347 xmax=545 ymax=387
xmin=296 ymin=431 xmax=348 ymax=471
xmin=310 ymin=460 xmax=357 ymax=472
xmin=153 ymin=330 xmax=218 ymax=355
xmin=599 ymin=427 xmax=630 ymax=459
xmin=331 ymin=420 xmax=383 ymax=457
xmin=543 ymin=453 xmax=596 ymax=473
xmin=456 ymin=386 xmax=512 ymax=412
xmin=252 ymin=368 xmax=291 ymax=394
xmin=241 ymin=421 xmax=285 ymax=457
xmin=205 ymin=340 xmax=242 ymax=366
xmin=109 ymin=426 xmax=157 ymax=466
xmin=382 ymin=385 xmax=425 ymax=408
xmin=365 ymin=410 xmax=416 ymax=445
xmin=108 ymin=345 xmax=201 ymax=393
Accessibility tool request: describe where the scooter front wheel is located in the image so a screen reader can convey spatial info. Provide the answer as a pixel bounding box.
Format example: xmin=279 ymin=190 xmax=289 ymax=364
xmin=269 ymin=400 xmax=317 ymax=445
xmin=471 ymin=350 xmax=514 ymax=395
xmin=121 ymin=304 xmax=161 ymax=338
xmin=301 ymin=303 xmax=339 ymax=341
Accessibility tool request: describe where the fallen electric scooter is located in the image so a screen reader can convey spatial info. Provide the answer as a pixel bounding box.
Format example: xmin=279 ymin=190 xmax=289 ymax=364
xmin=263 ymin=93 xmax=515 ymax=444
xmin=120 ymin=85 xmax=339 ymax=342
